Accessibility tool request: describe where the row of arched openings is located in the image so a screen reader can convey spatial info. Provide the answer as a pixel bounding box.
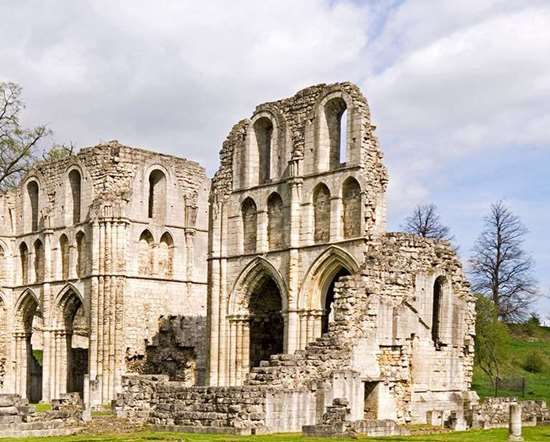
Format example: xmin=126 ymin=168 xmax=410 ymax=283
xmin=15 ymin=287 xmax=87 ymax=401
xmin=138 ymin=230 xmax=174 ymax=277
xmin=25 ymin=169 xmax=83 ymax=233
xmin=17 ymin=232 xmax=87 ymax=285
xmin=241 ymin=177 xmax=361 ymax=253
xmin=247 ymin=96 xmax=349 ymax=187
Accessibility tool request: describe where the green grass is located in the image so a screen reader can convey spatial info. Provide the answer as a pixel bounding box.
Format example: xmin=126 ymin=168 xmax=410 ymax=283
xmin=30 ymin=403 xmax=51 ymax=413
xmin=472 ymin=323 xmax=550 ymax=403
xmin=0 ymin=427 xmax=550 ymax=441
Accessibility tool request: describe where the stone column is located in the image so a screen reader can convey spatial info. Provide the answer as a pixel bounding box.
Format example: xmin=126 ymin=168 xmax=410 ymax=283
xmin=508 ymin=403 xmax=523 ymax=441
xmin=330 ymin=196 xmax=342 ymax=241
xmin=257 ymin=210 xmax=268 ymax=253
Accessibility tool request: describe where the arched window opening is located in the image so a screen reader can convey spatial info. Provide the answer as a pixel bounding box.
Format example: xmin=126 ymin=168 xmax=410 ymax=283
xmin=20 ymin=243 xmax=29 ymax=285
xmin=432 ymin=276 xmax=445 ymax=348
xmin=27 ymin=181 xmax=39 ymax=232
xmin=59 ymin=235 xmax=70 ymax=280
xmin=267 ymin=193 xmax=284 ymax=250
xmin=138 ymin=230 xmax=154 ymax=275
xmin=148 ymin=170 xmax=167 ymax=221
xmin=60 ymin=291 xmax=88 ymax=397
xmin=34 ymin=240 xmax=44 ymax=283
xmin=324 ymin=97 xmax=348 ymax=169
xmin=322 ymin=267 xmax=351 ymax=334
xmin=68 ymin=170 xmax=82 ymax=224
xmin=159 ymin=232 xmax=174 ymax=278
xmin=313 ymin=184 xmax=331 ymax=243
xmin=342 ymin=178 xmax=361 ymax=239
xmin=249 ymin=275 xmax=283 ymax=368
xmin=241 ymin=198 xmax=257 ymax=254
xmin=254 ymin=117 xmax=273 ymax=184
xmin=75 ymin=232 xmax=86 ymax=279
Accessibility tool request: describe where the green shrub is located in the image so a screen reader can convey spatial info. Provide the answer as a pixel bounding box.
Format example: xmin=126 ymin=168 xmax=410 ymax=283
xmin=523 ymin=350 xmax=546 ymax=373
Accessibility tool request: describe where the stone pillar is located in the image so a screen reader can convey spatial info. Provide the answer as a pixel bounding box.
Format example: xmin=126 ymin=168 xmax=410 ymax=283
xmin=508 ymin=403 xmax=523 ymax=441
xmin=257 ymin=210 xmax=268 ymax=253
xmin=330 ymin=196 xmax=342 ymax=241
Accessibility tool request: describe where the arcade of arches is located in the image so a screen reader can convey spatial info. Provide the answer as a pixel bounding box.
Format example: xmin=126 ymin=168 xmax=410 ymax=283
xmin=13 ymin=289 xmax=89 ymax=402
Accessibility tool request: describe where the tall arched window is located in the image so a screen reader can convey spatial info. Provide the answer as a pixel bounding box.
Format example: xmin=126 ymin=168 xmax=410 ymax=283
xmin=68 ymin=169 xmax=82 ymax=224
xmin=432 ymin=276 xmax=445 ymax=348
xmin=75 ymin=231 xmax=86 ymax=278
xmin=267 ymin=193 xmax=284 ymax=250
xmin=342 ymin=178 xmax=361 ymax=239
xmin=324 ymin=97 xmax=348 ymax=169
xmin=34 ymin=240 xmax=44 ymax=283
xmin=20 ymin=243 xmax=28 ymax=285
xmin=59 ymin=235 xmax=69 ymax=280
xmin=148 ymin=169 xmax=167 ymax=222
xmin=138 ymin=230 xmax=154 ymax=275
xmin=241 ymin=198 xmax=257 ymax=254
xmin=313 ymin=184 xmax=331 ymax=243
xmin=254 ymin=117 xmax=273 ymax=184
xmin=27 ymin=181 xmax=39 ymax=232
xmin=158 ymin=232 xmax=174 ymax=278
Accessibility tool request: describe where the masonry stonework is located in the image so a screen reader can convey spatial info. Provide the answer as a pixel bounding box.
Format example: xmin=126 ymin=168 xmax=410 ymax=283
xmin=0 ymin=142 xmax=209 ymax=406
xmin=1 ymin=82 xmax=486 ymax=436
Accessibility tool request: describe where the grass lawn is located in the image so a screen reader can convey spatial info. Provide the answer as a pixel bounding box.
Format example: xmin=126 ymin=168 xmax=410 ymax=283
xmin=472 ymin=323 xmax=550 ymax=403
xmin=0 ymin=426 xmax=549 ymax=441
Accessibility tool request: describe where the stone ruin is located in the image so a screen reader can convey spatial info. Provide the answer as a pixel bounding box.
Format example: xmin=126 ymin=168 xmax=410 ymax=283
xmin=0 ymin=81 xmax=543 ymax=436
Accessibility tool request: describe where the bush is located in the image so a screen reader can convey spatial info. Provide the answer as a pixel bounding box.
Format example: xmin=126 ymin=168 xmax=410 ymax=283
xmin=523 ymin=350 xmax=546 ymax=373
xmin=524 ymin=314 xmax=541 ymax=337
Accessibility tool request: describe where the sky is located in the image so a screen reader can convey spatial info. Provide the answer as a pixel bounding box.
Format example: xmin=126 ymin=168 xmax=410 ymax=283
xmin=1 ymin=0 xmax=548 ymax=319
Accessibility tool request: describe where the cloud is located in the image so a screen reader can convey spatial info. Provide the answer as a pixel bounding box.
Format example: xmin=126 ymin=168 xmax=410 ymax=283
xmin=0 ymin=0 xmax=369 ymax=173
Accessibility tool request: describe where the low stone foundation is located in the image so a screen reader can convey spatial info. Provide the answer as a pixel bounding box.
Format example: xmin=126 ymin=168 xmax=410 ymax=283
xmin=469 ymin=397 xmax=549 ymax=429
xmin=0 ymin=393 xmax=84 ymax=437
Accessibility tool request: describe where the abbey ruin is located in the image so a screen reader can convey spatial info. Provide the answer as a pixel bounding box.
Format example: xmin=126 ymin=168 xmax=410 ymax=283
xmin=0 ymin=82 xmax=480 ymax=435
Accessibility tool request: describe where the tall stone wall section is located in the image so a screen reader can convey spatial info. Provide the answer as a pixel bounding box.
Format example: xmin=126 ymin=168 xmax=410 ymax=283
xmin=0 ymin=141 xmax=209 ymax=406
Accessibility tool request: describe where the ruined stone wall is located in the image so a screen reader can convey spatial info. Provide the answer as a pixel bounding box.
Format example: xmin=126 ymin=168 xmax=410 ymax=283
xmin=0 ymin=142 xmax=209 ymax=405
xmin=470 ymin=398 xmax=549 ymax=429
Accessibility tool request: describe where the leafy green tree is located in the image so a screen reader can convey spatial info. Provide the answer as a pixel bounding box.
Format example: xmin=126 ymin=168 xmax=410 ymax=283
xmin=474 ymin=294 xmax=510 ymax=391
xmin=0 ymin=81 xmax=71 ymax=191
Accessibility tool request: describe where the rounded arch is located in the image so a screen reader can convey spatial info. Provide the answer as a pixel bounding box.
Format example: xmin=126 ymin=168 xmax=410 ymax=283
xmin=159 ymin=231 xmax=175 ymax=278
xmin=241 ymin=197 xmax=258 ymax=254
xmin=298 ymin=246 xmax=360 ymax=310
xmin=33 ymin=239 xmax=45 ymax=283
xmin=314 ymin=90 xmax=355 ymax=171
xmin=25 ymin=178 xmax=40 ymax=232
xmin=138 ymin=229 xmax=154 ymax=275
xmin=19 ymin=241 xmax=29 ymax=285
xmin=342 ymin=176 xmax=362 ymax=239
xmin=312 ymin=183 xmax=331 ymax=244
xmin=59 ymin=234 xmax=70 ymax=280
xmin=67 ymin=167 xmax=82 ymax=225
xmin=229 ymin=257 xmax=288 ymax=316
xmin=146 ymin=167 xmax=168 ymax=222
xmin=267 ymin=192 xmax=284 ymax=250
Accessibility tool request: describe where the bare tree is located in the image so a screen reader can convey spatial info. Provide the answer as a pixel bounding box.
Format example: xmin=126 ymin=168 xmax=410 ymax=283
xmin=402 ymin=203 xmax=454 ymax=241
xmin=0 ymin=82 xmax=50 ymax=190
xmin=469 ymin=201 xmax=538 ymax=321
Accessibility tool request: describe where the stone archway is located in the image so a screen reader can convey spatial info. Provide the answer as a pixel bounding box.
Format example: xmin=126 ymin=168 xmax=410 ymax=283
xmin=55 ymin=287 xmax=89 ymax=398
xmin=226 ymin=258 xmax=287 ymax=386
xmin=248 ymin=275 xmax=284 ymax=368
xmin=15 ymin=291 xmax=42 ymax=402
xmin=297 ymin=247 xmax=359 ymax=349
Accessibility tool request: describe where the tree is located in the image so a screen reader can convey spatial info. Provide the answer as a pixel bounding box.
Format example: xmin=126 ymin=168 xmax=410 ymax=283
xmin=402 ymin=203 xmax=454 ymax=241
xmin=474 ymin=294 xmax=510 ymax=392
xmin=0 ymin=82 xmax=51 ymax=190
xmin=469 ymin=201 xmax=538 ymax=321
